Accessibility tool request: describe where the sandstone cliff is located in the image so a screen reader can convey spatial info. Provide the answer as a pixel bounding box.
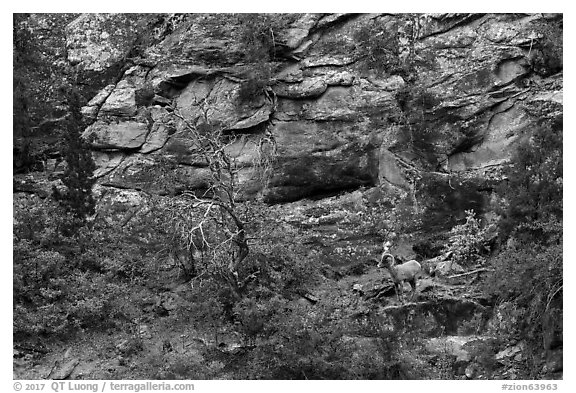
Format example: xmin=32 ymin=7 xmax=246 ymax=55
xmin=15 ymin=13 xmax=563 ymax=231
xmin=61 ymin=14 xmax=562 ymax=227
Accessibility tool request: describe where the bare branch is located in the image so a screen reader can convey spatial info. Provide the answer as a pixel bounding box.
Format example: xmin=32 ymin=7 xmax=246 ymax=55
xmin=447 ymin=268 xmax=495 ymax=279
xmin=158 ymin=100 xmax=276 ymax=296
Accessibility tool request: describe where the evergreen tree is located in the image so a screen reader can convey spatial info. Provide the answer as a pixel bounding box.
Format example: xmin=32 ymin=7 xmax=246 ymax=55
xmin=13 ymin=14 xmax=34 ymax=137
xmin=13 ymin=14 xmax=36 ymax=171
xmin=53 ymin=87 xmax=96 ymax=223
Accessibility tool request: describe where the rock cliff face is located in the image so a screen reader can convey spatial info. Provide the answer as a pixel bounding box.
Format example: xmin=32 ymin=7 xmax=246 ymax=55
xmin=66 ymin=13 xmax=561 ymax=221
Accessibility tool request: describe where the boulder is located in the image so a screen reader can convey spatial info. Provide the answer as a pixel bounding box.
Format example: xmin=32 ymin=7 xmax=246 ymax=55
xmin=66 ymin=14 xmax=140 ymax=71
xmin=495 ymin=341 xmax=526 ymax=363
xmin=99 ymin=80 xmax=138 ymax=118
xmin=425 ymin=335 xmax=477 ymax=362
xmin=448 ymin=101 xmax=531 ymax=171
xmin=465 ymin=363 xmax=480 ymax=379
xmin=230 ymin=104 xmax=274 ymax=131
xmin=174 ymin=78 xmax=273 ymax=130
xmin=83 ymin=121 xmax=149 ymax=150
xmin=93 ymin=185 xmax=148 ymax=226
xmin=48 ymin=358 xmax=80 ymax=380
xmin=274 ymin=77 xmax=329 ymax=99
xmin=273 ymin=71 xmax=354 ymax=99
xmin=81 ymin=84 xmax=115 ymax=122
xmin=103 ymin=155 xmax=216 ymax=196
xmin=141 ymin=124 xmax=171 ymax=154
xmin=434 ymin=260 xmax=465 ymax=276
xmin=139 ymin=325 xmax=152 ymax=339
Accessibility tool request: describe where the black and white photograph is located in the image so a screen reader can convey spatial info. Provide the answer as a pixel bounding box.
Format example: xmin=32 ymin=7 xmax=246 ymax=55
xmin=12 ymin=9 xmax=564 ymax=384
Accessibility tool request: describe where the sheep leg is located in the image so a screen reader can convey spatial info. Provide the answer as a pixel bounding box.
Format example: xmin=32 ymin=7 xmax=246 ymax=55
xmin=395 ymin=282 xmax=404 ymax=303
xmin=408 ymin=279 xmax=417 ymax=302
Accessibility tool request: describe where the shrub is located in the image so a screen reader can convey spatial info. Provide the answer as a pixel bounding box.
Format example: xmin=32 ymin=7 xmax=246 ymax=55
xmin=238 ymin=64 xmax=272 ymax=103
xmin=483 ymin=241 xmax=562 ymax=376
xmin=236 ymin=13 xmax=297 ymax=62
xmin=135 ymin=84 xmax=155 ymax=107
xmin=486 ymin=243 xmax=562 ymax=312
xmin=417 ymin=173 xmax=487 ymax=231
xmin=498 ymin=120 xmax=562 ymax=243
xmin=235 ymin=294 xmax=415 ymax=379
xmin=13 ymin=197 xmax=155 ymax=338
xmin=137 ymin=348 xmax=225 ymax=380
xmin=528 ymin=18 xmax=563 ymax=76
xmin=389 ymin=195 xmax=423 ymax=233
xmin=353 ymin=18 xmax=415 ymax=78
xmin=443 ymin=210 xmax=495 ymax=266
xmin=235 ymin=14 xmax=296 ymax=103
xmin=237 ymin=297 xmax=349 ymax=379
xmin=483 ymin=114 xmax=563 ymax=377
xmin=354 ymin=22 xmax=400 ymax=75
xmin=395 ymin=85 xmax=440 ymax=119
xmin=13 ymin=238 xmax=131 ymax=336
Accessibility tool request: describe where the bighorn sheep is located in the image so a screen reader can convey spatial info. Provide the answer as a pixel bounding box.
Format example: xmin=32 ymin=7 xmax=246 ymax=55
xmin=378 ymin=253 xmax=422 ymax=303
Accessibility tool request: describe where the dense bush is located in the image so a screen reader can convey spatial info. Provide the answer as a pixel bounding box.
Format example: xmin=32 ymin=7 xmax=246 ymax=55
xmin=484 ymin=241 xmax=562 ymax=377
xmin=443 ymin=210 xmax=495 ymax=266
xmin=13 ymin=198 xmax=158 ymax=338
xmin=128 ymin=198 xmax=425 ymax=379
xmin=232 ymin=295 xmax=411 ymax=379
xmin=486 ymin=243 xmax=562 ymax=307
xmin=134 ymin=84 xmax=155 ymax=107
xmin=237 ymin=14 xmax=279 ymax=63
xmin=417 ymin=173 xmax=487 ymax=231
xmin=354 ymin=21 xmax=402 ymax=76
xmin=529 ymin=18 xmax=563 ymax=76
xmin=498 ymin=120 xmax=562 ymax=243
xmin=13 ymin=14 xmax=79 ymax=173
xmin=235 ymin=14 xmax=283 ymax=103
xmin=482 ymin=119 xmax=563 ymax=376
xmin=353 ymin=16 xmax=416 ymax=79
xmin=238 ymin=64 xmax=272 ymax=103
xmin=13 ymin=237 xmax=133 ymax=336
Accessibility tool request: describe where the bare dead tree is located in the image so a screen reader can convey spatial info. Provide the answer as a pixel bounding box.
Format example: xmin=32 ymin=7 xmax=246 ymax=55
xmin=162 ymin=92 xmax=276 ymax=298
